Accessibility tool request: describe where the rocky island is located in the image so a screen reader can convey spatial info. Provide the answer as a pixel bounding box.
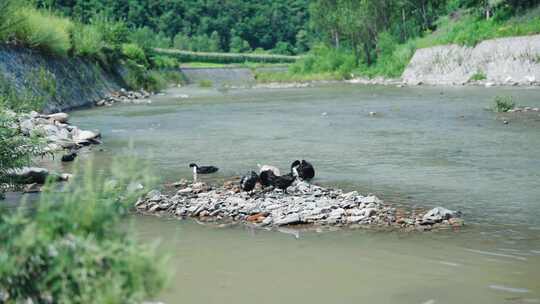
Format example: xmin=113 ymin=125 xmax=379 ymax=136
xmin=136 ymin=179 xmax=464 ymax=232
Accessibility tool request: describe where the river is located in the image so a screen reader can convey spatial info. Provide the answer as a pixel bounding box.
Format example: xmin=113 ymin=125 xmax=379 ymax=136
xmin=39 ymin=84 xmax=540 ymax=303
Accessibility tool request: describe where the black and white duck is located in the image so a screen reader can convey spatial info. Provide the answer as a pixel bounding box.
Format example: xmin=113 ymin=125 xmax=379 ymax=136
xmin=189 ymin=163 xmax=219 ymax=182
xmin=240 ymin=171 xmax=259 ymax=192
xmin=257 ymin=164 xmax=281 ymax=176
xmin=291 ymin=160 xmax=315 ymax=180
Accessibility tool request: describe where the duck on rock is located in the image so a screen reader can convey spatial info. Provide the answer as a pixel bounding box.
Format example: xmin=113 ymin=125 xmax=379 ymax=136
xmin=257 ymin=164 xmax=281 ymax=176
xmin=259 ymin=169 xmax=296 ymax=192
xmin=240 ymin=171 xmax=259 ymax=192
xmin=291 ymin=160 xmax=315 ymax=180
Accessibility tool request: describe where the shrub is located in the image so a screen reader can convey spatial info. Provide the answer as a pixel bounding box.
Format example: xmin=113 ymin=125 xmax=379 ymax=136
xmin=151 ymin=55 xmax=179 ymax=69
xmin=0 ymin=109 xmax=46 ymax=197
xmin=70 ymin=23 xmax=104 ymax=58
xmin=493 ymin=95 xmax=515 ymax=112
xmin=229 ymin=36 xmax=251 ymax=53
xmin=287 ymin=44 xmax=357 ymax=78
xmin=162 ymin=70 xmax=186 ymax=86
xmin=0 ymin=159 xmax=167 ymax=302
xmin=93 ymin=16 xmax=129 ymax=51
xmin=12 ymin=8 xmax=73 ymax=56
xmin=469 ymin=70 xmax=487 ymax=81
xmin=124 ymin=60 xmax=171 ymax=92
xmin=198 ymin=79 xmax=213 ymax=88
xmin=145 ymin=70 xmax=168 ymax=92
xmin=0 ymin=0 xmax=22 ymax=42
xmin=129 ymin=27 xmax=169 ymax=51
xmin=271 ymin=41 xmax=294 ymax=55
xmin=122 ymin=43 xmax=148 ymax=66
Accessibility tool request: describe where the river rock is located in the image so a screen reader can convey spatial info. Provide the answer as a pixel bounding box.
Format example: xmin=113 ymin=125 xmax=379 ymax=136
xmin=73 ymin=130 xmax=100 ymax=142
xmin=275 ymin=213 xmax=301 ymax=226
xmin=422 ymin=207 xmax=459 ymax=223
xmin=47 ymin=113 xmax=69 ymax=123
xmin=6 ymin=167 xmax=50 ymax=184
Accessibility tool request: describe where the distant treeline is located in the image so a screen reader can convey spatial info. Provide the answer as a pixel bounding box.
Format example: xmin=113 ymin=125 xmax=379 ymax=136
xmin=30 ymin=0 xmax=310 ymax=55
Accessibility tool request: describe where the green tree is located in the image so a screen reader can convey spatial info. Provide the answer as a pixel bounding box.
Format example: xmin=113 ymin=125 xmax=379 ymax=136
xmin=173 ymin=33 xmax=192 ymax=50
xmin=209 ymin=30 xmax=221 ymax=52
xmin=229 ymin=35 xmax=251 ymax=53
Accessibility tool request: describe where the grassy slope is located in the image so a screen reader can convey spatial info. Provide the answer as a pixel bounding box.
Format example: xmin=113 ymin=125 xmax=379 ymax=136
xmin=358 ymin=6 xmax=540 ymax=78
xmin=258 ymin=6 xmax=540 ymax=83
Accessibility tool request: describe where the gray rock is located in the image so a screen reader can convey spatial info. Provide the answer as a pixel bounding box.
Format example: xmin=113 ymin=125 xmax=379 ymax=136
xmin=6 ymin=167 xmax=50 ymax=184
xmin=422 ymin=207 xmax=459 ymax=223
xmin=47 ymin=113 xmax=69 ymax=123
xmin=74 ymin=130 xmax=100 ymax=143
xmin=274 ymin=213 xmax=300 ymax=226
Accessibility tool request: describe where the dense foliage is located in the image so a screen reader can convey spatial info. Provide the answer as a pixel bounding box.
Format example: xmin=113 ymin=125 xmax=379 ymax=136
xmin=32 ymin=0 xmax=311 ymax=54
xmin=285 ymin=0 xmax=540 ymax=79
xmin=0 ymin=110 xmax=45 ymax=198
xmin=0 ymin=159 xmax=167 ymax=303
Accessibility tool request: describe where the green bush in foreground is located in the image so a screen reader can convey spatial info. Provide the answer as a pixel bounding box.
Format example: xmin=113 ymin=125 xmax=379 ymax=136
xmin=0 ymin=109 xmax=46 ymax=197
xmin=0 ymin=159 xmax=167 ymax=303
xmin=494 ymin=95 xmax=515 ymax=112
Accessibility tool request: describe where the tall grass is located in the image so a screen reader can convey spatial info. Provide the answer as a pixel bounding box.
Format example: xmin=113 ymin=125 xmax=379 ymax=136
xmin=70 ymin=23 xmax=104 ymax=58
xmin=0 ymin=158 xmax=167 ymax=302
xmin=416 ymin=8 xmax=540 ymax=48
xmin=12 ymin=8 xmax=73 ymax=57
xmin=493 ymin=95 xmax=515 ymax=112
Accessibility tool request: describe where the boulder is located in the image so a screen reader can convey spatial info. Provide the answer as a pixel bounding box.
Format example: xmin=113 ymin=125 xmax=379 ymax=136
xmin=422 ymin=207 xmax=460 ymax=223
xmin=47 ymin=113 xmax=69 ymax=123
xmin=73 ymin=130 xmax=100 ymax=143
xmin=6 ymin=167 xmax=49 ymax=184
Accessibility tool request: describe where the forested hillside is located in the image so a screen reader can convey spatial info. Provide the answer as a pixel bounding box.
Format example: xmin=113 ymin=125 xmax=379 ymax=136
xmin=31 ymin=0 xmax=310 ymax=55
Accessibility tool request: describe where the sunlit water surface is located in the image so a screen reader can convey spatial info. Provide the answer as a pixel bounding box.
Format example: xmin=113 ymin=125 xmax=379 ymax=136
xmin=19 ymin=85 xmax=540 ymax=303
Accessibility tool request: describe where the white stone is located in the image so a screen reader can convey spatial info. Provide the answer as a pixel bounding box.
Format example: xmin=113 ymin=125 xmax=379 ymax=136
xmin=47 ymin=113 xmax=69 ymax=123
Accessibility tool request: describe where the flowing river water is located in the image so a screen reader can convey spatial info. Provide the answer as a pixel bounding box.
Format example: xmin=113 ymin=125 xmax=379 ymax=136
xmin=20 ymin=84 xmax=540 ymax=303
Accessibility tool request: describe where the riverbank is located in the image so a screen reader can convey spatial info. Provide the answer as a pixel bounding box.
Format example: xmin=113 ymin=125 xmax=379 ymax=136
xmin=136 ymin=179 xmax=464 ymax=232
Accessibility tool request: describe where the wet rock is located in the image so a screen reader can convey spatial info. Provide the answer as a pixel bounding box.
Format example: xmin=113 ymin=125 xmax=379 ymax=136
xmin=23 ymin=183 xmax=43 ymax=193
xmin=6 ymin=167 xmax=50 ymax=184
xmin=73 ymin=130 xmax=100 ymax=143
xmin=275 ymin=213 xmax=301 ymax=226
xmin=47 ymin=113 xmax=69 ymax=123
xmin=422 ymin=207 xmax=460 ymax=223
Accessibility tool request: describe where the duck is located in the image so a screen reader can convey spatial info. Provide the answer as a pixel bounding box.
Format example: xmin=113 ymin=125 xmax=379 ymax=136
xmin=189 ymin=163 xmax=219 ymax=182
xmin=61 ymin=150 xmax=77 ymax=162
xmin=291 ymin=159 xmax=315 ymax=180
xmin=257 ymin=164 xmax=280 ymax=176
xmin=240 ymin=171 xmax=259 ymax=192
xmin=259 ymin=169 xmax=296 ymax=192
xmin=259 ymin=169 xmax=275 ymax=188
xmin=189 ymin=163 xmax=219 ymax=174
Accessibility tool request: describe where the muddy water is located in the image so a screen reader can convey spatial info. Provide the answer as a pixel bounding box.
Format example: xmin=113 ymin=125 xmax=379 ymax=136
xmin=66 ymin=84 xmax=540 ymax=303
